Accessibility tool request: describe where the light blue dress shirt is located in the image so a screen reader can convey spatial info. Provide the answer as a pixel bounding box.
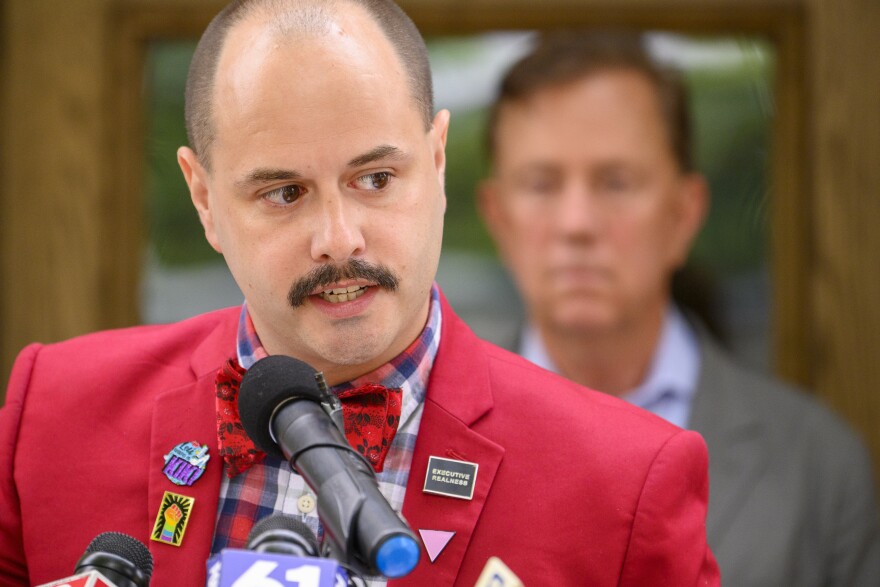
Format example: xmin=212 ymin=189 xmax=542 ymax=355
xmin=519 ymin=306 xmax=701 ymax=428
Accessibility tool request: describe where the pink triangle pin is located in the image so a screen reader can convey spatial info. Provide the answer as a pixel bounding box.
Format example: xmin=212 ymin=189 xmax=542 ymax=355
xmin=418 ymin=529 xmax=455 ymax=563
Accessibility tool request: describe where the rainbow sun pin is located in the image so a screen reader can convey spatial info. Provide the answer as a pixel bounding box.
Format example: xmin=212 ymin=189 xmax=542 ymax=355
xmin=151 ymin=491 xmax=194 ymax=547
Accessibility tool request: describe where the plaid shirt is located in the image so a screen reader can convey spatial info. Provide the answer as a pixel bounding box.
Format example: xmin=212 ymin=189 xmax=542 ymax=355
xmin=211 ymin=285 xmax=442 ymax=585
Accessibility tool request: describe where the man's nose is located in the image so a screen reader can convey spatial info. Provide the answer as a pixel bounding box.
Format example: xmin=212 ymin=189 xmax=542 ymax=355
xmin=309 ymin=191 xmax=366 ymax=263
xmin=554 ymin=181 xmax=601 ymax=238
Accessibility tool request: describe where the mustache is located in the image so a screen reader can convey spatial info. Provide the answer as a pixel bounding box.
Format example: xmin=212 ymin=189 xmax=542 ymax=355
xmin=287 ymin=258 xmax=400 ymax=308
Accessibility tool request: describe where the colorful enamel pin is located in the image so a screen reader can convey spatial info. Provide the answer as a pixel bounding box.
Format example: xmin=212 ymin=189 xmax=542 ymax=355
xmin=151 ymin=491 xmax=194 ymax=547
xmin=163 ymin=441 xmax=210 ymax=486
xmin=423 ymin=456 xmax=479 ymax=500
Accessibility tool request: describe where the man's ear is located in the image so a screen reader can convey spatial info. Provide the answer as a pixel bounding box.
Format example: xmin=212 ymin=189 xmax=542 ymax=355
xmin=477 ymin=177 xmax=507 ymax=246
xmin=430 ymin=109 xmax=451 ymax=193
xmin=669 ymin=172 xmax=710 ymax=268
xmin=177 ymin=146 xmax=222 ymax=253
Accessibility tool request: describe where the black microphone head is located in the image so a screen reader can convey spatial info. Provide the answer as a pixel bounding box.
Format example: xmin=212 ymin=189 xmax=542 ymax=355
xmin=247 ymin=514 xmax=320 ymax=557
xmin=76 ymin=531 xmax=154 ymax=586
xmin=239 ymin=354 xmax=323 ymax=458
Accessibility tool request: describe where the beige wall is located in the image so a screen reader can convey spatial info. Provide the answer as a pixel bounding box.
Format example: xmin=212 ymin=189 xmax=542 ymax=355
xmin=2 ymin=0 xmax=879 ymax=475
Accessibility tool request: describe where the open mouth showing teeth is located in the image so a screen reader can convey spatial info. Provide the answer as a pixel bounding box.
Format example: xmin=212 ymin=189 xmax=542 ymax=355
xmin=318 ymin=285 xmax=368 ymax=303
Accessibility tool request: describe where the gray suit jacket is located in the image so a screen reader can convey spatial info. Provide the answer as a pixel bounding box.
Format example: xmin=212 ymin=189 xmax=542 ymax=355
xmin=690 ymin=334 xmax=880 ymax=586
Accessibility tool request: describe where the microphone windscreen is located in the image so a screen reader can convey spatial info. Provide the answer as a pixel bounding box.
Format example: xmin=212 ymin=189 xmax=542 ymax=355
xmin=80 ymin=532 xmax=154 ymax=581
xmin=246 ymin=514 xmax=320 ymax=557
xmin=238 ymin=355 xmax=322 ymax=457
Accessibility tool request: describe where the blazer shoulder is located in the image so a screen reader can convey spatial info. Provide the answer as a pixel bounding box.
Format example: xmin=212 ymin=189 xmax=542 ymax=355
xmin=699 ymin=336 xmax=868 ymax=452
xmin=4 ymin=306 xmax=239 ymax=414
xmin=694 ymin=335 xmax=876 ymax=504
xmin=25 ymin=306 xmax=239 ymax=368
xmin=479 ymin=342 xmax=719 ymax=585
xmin=479 ymin=337 xmax=686 ymax=449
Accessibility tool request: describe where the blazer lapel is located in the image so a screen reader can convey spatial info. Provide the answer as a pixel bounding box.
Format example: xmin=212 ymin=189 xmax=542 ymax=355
xmin=147 ymin=312 xmax=237 ymax=585
xmin=396 ymin=294 xmax=504 ymax=585
xmin=689 ymin=334 xmax=768 ymax=548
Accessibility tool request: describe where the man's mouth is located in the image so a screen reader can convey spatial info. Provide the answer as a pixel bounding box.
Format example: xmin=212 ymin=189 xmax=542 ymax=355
xmin=317 ymin=285 xmax=368 ymax=303
xmin=288 ymin=260 xmax=398 ymax=308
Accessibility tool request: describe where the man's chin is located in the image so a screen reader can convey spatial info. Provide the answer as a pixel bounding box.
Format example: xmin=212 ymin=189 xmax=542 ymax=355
xmin=549 ymin=305 xmax=621 ymax=337
xmin=305 ymin=331 xmax=391 ymax=372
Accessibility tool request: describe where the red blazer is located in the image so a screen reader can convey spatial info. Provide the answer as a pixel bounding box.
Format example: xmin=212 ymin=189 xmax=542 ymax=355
xmin=0 ymin=294 xmax=718 ymax=586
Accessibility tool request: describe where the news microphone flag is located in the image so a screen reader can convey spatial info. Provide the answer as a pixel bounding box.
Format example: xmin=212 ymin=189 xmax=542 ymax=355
xmin=37 ymin=570 xmax=118 ymax=587
xmin=207 ymin=549 xmax=347 ymax=587
xmin=474 ymin=557 xmax=524 ymax=587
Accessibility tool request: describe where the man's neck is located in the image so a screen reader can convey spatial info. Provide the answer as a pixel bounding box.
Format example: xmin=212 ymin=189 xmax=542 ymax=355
xmin=536 ymin=305 xmax=666 ymax=397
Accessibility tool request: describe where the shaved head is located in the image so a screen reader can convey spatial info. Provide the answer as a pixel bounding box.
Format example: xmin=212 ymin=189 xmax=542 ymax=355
xmin=185 ymin=0 xmax=433 ymax=169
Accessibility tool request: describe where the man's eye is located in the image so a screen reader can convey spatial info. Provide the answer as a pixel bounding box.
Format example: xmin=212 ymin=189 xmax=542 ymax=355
xmin=354 ymin=172 xmax=391 ymax=191
xmin=523 ymin=178 xmax=559 ymax=196
xmin=598 ymin=170 xmax=639 ymax=195
xmin=605 ymin=176 xmax=633 ymax=191
xmin=263 ymin=184 xmax=304 ymax=205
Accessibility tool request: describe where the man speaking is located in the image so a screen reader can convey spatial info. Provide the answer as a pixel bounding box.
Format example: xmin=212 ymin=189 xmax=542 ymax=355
xmin=0 ymin=2 xmax=719 ymax=585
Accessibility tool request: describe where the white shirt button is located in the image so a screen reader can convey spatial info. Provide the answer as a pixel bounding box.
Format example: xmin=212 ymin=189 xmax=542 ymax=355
xmin=297 ymin=493 xmax=317 ymax=514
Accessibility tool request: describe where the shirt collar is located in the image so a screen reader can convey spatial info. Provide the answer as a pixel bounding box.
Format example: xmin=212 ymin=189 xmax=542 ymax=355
xmin=236 ymin=307 xmax=268 ymax=369
xmin=625 ymin=305 xmax=699 ymax=410
xmin=519 ymin=305 xmax=699 ymax=404
xmin=519 ymin=322 xmax=558 ymax=373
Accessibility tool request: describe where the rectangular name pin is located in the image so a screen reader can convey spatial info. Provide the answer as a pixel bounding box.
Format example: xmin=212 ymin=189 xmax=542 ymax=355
xmin=423 ymin=456 xmax=478 ymax=500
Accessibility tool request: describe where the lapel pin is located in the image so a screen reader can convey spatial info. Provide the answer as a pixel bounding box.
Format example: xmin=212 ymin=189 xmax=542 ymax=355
xmin=475 ymin=557 xmax=523 ymax=587
xmin=163 ymin=441 xmax=210 ymax=486
xmin=151 ymin=491 xmax=194 ymax=547
xmin=418 ymin=529 xmax=455 ymax=563
xmin=423 ymin=456 xmax=479 ymax=501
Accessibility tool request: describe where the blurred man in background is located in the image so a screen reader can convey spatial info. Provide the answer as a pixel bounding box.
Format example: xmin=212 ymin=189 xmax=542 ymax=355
xmin=479 ymin=31 xmax=880 ymax=586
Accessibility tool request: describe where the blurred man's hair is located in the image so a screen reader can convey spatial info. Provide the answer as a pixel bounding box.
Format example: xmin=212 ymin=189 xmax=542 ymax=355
xmin=185 ymin=0 xmax=434 ymax=169
xmin=486 ymin=30 xmax=693 ymax=173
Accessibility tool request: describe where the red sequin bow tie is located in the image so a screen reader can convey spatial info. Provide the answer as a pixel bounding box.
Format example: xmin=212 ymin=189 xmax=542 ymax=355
xmin=215 ymin=359 xmax=402 ymax=478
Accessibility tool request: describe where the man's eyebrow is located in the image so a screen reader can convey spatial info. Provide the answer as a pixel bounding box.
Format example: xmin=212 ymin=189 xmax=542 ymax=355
xmin=348 ymin=145 xmax=406 ymax=168
xmin=234 ymin=146 xmax=405 ymax=188
xmin=511 ymin=162 xmax=562 ymax=177
xmin=236 ymin=168 xmax=302 ymax=189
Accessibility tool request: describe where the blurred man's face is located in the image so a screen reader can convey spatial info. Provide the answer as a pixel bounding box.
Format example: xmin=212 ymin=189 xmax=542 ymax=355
xmin=178 ymin=9 xmax=449 ymax=383
xmin=481 ymin=70 xmax=705 ymax=338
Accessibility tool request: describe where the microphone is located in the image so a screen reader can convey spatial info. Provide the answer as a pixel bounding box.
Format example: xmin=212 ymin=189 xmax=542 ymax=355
xmin=246 ymin=514 xmax=320 ymax=557
xmin=207 ymin=514 xmax=349 ymax=587
xmin=37 ymin=532 xmax=154 ymax=587
xmin=238 ymin=355 xmax=420 ymax=579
